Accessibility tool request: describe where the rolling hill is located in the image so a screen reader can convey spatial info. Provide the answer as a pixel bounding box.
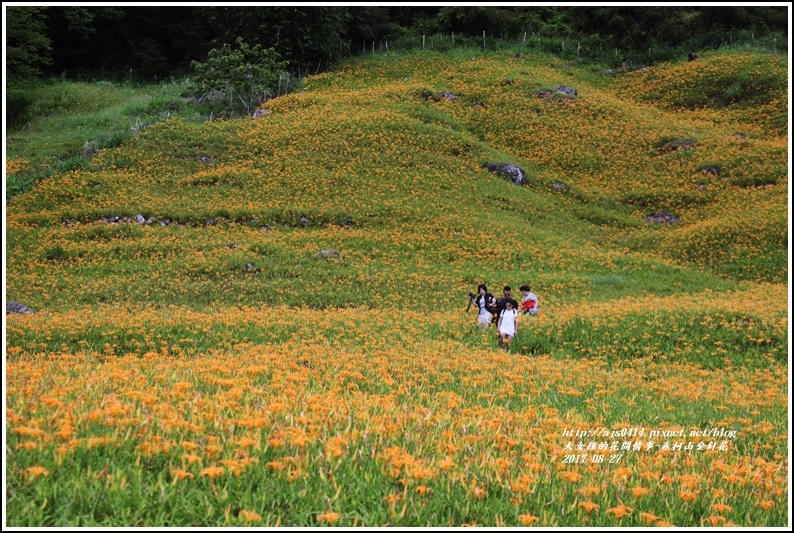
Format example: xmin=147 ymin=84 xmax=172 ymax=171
xmin=5 ymin=47 xmax=788 ymax=527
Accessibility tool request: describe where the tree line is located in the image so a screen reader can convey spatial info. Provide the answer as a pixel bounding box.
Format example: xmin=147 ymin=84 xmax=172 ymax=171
xmin=6 ymin=6 xmax=788 ymax=83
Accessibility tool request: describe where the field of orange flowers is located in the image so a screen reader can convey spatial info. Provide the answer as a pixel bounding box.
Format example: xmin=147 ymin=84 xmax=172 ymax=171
xmin=5 ymin=48 xmax=788 ymax=526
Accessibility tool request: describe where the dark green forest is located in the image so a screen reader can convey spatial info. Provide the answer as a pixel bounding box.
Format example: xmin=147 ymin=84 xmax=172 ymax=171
xmin=7 ymin=5 xmax=789 ymax=83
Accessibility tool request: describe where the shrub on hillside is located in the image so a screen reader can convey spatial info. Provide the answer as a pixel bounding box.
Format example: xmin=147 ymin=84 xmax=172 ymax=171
xmin=6 ymin=86 xmax=34 ymax=128
xmin=188 ymin=37 xmax=288 ymax=116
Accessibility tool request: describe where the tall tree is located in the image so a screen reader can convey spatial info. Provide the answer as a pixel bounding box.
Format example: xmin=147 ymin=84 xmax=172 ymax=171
xmin=199 ymin=6 xmax=350 ymax=71
xmin=44 ymin=6 xmax=214 ymax=80
xmin=6 ymin=6 xmax=52 ymax=81
xmin=435 ymin=6 xmax=525 ymax=37
xmin=11 ymin=6 xmax=788 ymax=82
xmin=345 ymin=7 xmax=395 ymax=43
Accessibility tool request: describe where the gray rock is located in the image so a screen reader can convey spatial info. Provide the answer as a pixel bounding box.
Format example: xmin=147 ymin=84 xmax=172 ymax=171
xmin=246 ymin=262 xmax=256 ymax=271
xmin=299 ymin=217 xmax=309 ymax=227
xmin=135 ymin=214 xmax=146 ymax=224
xmin=556 ymin=85 xmax=577 ymax=96
xmin=484 ymin=163 xmax=527 ymax=186
xmin=440 ymin=91 xmax=458 ymax=100
xmin=700 ymin=166 xmax=721 ymax=176
xmin=252 ymin=108 xmax=271 ymax=119
xmin=318 ymin=249 xmax=342 ymax=260
xmin=7 ymin=302 xmax=34 ymax=315
xmin=551 ymin=182 xmax=567 ymax=191
xmin=658 ymin=140 xmax=696 ymax=153
xmin=83 ymin=140 xmax=99 ymax=159
xmin=645 ymin=211 xmax=680 ymax=225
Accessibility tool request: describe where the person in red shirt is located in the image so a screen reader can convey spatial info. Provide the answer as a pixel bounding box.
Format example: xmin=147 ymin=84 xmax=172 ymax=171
xmin=519 ymin=285 xmax=539 ymax=316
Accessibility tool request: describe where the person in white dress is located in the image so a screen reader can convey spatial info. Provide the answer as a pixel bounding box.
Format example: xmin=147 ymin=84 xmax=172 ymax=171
xmin=497 ymin=299 xmax=519 ymax=351
xmin=474 ymin=284 xmax=496 ymax=330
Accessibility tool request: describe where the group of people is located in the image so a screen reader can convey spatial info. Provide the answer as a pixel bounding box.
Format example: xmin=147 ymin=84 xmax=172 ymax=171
xmin=470 ymin=284 xmax=539 ymax=351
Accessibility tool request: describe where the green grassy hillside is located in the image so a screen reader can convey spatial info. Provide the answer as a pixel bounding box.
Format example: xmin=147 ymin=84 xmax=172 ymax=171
xmin=5 ymin=48 xmax=788 ymax=527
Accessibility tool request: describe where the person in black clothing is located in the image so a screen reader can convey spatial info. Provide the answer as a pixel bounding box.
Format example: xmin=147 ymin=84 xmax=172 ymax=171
xmin=494 ymin=285 xmax=519 ymax=329
xmin=472 ymin=284 xmax=496 ymax=330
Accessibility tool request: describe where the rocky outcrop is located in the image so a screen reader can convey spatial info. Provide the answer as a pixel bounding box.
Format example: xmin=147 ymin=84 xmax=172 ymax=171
xmin=645 ymin=211 xmax=680 ymax=225
xmin=658 ymin=140 xmax=696 ymax=153
xmin=555 ymin=85 xmax=578 ymax=96
xmin=484 ymin=163 xmax=527 ymax=186
xmin=7 ymin=302 xmax=34 ymax=315
xmin=318 ymin=249 xmax=342 ymax=261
